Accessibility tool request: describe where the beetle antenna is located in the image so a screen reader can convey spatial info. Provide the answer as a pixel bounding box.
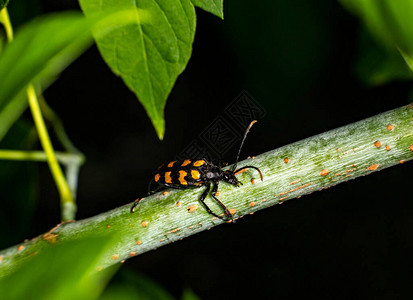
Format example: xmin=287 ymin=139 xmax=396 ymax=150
xmin=232 ymin=120 xmax=258 ymax=172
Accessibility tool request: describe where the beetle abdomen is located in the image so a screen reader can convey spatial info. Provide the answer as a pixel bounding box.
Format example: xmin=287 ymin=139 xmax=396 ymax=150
xmin=153 ymin=159 xmax=209 ymax=186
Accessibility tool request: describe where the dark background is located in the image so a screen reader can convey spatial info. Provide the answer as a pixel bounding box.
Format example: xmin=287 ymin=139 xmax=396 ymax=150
xmin=2 ymin=0 xmax=413 ymax=298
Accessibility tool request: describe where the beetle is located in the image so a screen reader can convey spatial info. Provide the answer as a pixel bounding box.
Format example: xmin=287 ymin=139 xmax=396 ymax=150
xmin=130 ymin=120 xmax=263 ymax=221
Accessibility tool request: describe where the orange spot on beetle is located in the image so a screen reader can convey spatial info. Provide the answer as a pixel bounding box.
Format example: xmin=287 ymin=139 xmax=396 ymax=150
xmin=164 ymin=171 xmax=172 ymax=184
xmin=181 ymin=159 xmax=191 ymax=166
xmin=374 ymin=141 xmax=382 ymax=148
xmin=320 ymin=169 xmax=330 ymax=176
xmin=191 ymin=170 xmax=200 ymax=180
xmin=193 ymin=160 xmax=205 ymax=167
xmin=168 ymin=161 xmax=176 ymax=168
xmin=387 ymin=124 xmax=394 ymax=131
xmin=154 ymin=174 xmax=160 ymax=182
xmin=385 ymin=145 xmax=391 ymax=151
xmin=367 ymin=164 xmax=379 ymax=171
xmin=178 ymin=170 xmax=188 ymax=185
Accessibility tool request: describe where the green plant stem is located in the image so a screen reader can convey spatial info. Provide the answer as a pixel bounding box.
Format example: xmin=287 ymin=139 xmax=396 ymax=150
xmin=27 ymin=85 xmax=76 ymax=221
xmin=0 ymin=104 xmax=412 ymax=277
xmin=0 ymin=7 xmax=13 ymax=41
xmin=0 ymin=150 xmax=84 ymax=165
xmin=1 ymin=7 xmax=77 ymax=221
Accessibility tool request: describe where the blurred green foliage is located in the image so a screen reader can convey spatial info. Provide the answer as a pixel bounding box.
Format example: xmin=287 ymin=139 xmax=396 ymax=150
xmin=0 ymin=0 xmax=9 ymax=10
xmin=341 ymin=0 xmax=413 ymax=84
xmin=0 ymin=237 xmax=118 ymax=300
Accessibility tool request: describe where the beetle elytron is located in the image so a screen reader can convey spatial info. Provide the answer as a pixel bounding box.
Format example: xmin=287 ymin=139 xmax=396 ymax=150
xmin=131 ymin=120 xmax=263 ymax=221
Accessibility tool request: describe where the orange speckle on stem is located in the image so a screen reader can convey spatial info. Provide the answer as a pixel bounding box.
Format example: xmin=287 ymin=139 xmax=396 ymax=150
xmin=399 ymin=160 xmax=404 ymax=164
xmin=166 ymin=228 xmax=181 ymax=234
xmin=251 ymin=179 xmax=256 ymax=184
xmin=409 ymin=145 xmax=413 ymax=151
xmin=121 ymin=260 xmax=126 ymax=264
xmin=229 ymin=209 xmax=237 ymax=215
xmin=130 ymin=252 xmax=136 ymax=256
xmin=284 ymin=158 xmax=289 ymax=163
xmin=97 ymin=267 xmax=102 ymax=271
xmin=111 ymin=254 xmax=119 ymax=260
xmin=141 ymin=221 xmax=148 ymax=227
xmin=336 ymin=148 xmax=339 ymax=152
xmin=387 ymin=124 xmax=394 ymax=131
xmin=262 ymin=198 xmax=267 ymax=202
xmin=289 ymin=179 xmax=301 ymax=185
xmin=0 ymin=256 xmax=2 ymax=262
xmin=43 ymin=233 xmax=58 ymax=243
xmin=17 ymin=245 xmax=24 ymax=251
xmin=136 ymin=240 xmax=142 ymax=245
xmin=187 ymin=204 xmax=198 ymax=213
xmin=367 ymin=164 xmax=379 ymax=171
xmin=163 ymin=191 xmax=169 ymax=196
xmin=216 ymin=191 xmax=220 ymax=196
xmin=279 ymin=183 xmax=312 ymax=196
xmin=249 ymin=202 xmax=256 ymax=207
xmin=106 ymin=225 xmax=110 ymax=228
xmin=176 ymin=201 xmax=181 ymax=207
xmin=374 ymin=141 xmax=382 ymax=148
xmin=320 ymin=169 xmax=330 ymax=176
xmin=385 ymin=145 xmax=391 ymax=151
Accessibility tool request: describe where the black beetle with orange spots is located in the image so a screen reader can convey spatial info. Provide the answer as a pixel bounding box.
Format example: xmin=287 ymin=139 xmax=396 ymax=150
xmin=131 ymin=121 xmax=263 ymax=221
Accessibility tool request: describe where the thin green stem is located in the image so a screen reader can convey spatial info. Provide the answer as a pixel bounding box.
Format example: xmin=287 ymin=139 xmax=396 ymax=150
xmin=0 ymin=8 xmax=13 ymax=42
xmin=0 ymin=150 xmax=84 ymax=165
xmin=27 ymin=85 xmax=76 ymax=220
xmin=1 ymin=7 xmax=77 ymax=221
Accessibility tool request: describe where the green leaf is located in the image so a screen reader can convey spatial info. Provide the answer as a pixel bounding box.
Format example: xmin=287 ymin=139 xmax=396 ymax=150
xmin=181 ymin=288 xmax=201 ymax=300
xmin=0 ymin=0 xmax=9 ymax=10
xmin=0 ymin=12 xmax=94 ymax=132
xmin=99 ymin=269 xmax=174 ymax=300
xmin=79 ymin=0 xmax=196 ymax=140
xmin=190 ymin=0 xmax=223 ymax=19
xmin=340 ymin=0 xmax=413 ymax=72
xmin=354 ymin=27 xmax=413 ymax=86
xmin=0 ymin=236 xmax=119 ymax=300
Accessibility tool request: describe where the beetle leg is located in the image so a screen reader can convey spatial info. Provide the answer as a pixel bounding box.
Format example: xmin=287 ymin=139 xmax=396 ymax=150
xmin=211 ymin=182 xmax=233 ymax=221
xmin=199 ymin=183 xmax=224 ymax=220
